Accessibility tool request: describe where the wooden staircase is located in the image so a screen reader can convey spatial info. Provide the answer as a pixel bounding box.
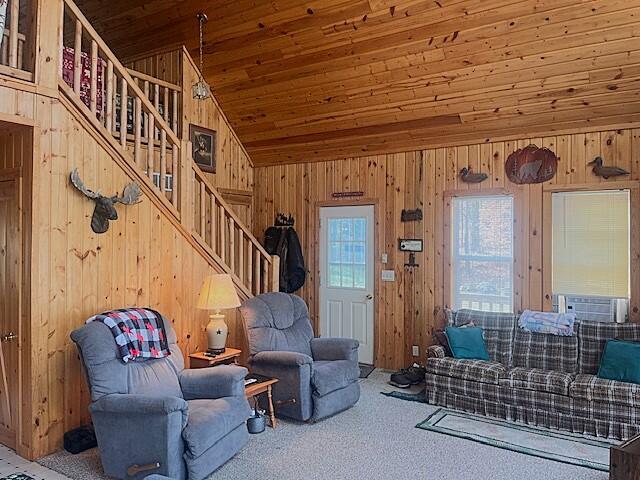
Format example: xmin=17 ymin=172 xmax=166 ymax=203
xmin=58 ymin=0 xmax=278 ymax=298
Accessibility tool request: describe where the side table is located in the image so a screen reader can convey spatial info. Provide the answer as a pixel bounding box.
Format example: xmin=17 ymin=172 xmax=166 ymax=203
xmin=188 ymin=348 xmax=241 ymax=369
xmin=611 ymin=432 xmax=640 ymax=480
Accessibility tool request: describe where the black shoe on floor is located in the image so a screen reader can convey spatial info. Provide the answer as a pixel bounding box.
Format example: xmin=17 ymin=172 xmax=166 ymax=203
xmin=389 ymin=364 xmax=426 ymax=388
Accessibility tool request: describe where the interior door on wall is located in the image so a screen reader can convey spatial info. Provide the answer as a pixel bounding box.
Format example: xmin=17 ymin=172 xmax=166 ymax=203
xmin=319 ymin=205 xmax=375 ymax=365
xmin=0 ymin=179 xmax=19 ymax=448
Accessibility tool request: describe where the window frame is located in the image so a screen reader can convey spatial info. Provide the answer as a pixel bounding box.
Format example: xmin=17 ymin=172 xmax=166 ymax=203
xmin=445 ymin=189 xmax=517 ymax=313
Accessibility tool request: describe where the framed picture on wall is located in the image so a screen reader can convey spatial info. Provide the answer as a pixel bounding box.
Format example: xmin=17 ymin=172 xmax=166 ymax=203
xmin=190 ymin=124 xmax=217 ymax=173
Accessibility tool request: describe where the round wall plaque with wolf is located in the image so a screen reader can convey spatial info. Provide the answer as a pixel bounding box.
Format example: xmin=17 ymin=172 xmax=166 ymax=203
xmin=505 ymin=145 xmax=558 ymax=184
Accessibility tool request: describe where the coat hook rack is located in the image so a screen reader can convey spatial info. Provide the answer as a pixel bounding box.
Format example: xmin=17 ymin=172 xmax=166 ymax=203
xmin=274 ymin=213 xmax=295 ymax=227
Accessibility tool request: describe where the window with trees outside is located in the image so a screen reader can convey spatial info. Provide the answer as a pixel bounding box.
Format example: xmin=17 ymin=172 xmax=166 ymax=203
xmin=451 ymin=195 xmax=514 ymax=313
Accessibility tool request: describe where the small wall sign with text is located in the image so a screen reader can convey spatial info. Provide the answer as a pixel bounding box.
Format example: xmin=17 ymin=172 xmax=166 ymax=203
xmin=332 ymin=191 xmax=364 ymax=198
xmin=399 ymin=239 xmax=423 ymax=252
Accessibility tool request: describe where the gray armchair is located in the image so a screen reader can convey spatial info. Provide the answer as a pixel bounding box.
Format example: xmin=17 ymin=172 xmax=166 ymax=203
xmin=239 ymin=292 xmax=360 ymax=422
xmin=71 ymin=319 xmax=250 ymax=480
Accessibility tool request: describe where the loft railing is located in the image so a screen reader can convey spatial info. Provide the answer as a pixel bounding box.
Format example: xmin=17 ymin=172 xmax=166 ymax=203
xmin=191 ymin=164 xmax=279 ymax=296
xmin=127 ymin=68 xmax=180 ymax=136
xmin=0 ymin=0 xmax=35 ymax=81
xmin=59 ymin=0 xmax=180 ymax=213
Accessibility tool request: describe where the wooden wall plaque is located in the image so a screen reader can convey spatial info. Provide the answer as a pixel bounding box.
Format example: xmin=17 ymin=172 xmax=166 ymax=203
xmin=505 ymin=145 xmax=558 ymax=184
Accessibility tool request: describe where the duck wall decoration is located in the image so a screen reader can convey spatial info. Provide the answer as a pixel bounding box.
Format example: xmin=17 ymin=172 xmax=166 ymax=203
xmin=459 ymin=167 xmax=488 ymax=184
xmin=588 ymin=156 xmax=629 ymax=179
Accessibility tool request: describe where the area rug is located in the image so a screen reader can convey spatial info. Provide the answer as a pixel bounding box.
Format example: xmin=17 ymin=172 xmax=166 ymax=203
xmin=417 ymin=408 xmax=618 ymax=472
xmin=381 ymin=388 xmax=426 ymax=402
xmin=1 ymin=475 xmax=35 ymax=480
xmin=359 ymin=363 xmax=375 ymax=378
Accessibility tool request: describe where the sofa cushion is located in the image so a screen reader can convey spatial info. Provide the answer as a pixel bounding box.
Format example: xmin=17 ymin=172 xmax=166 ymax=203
xmin=445 ymin=326 xmax=490 ymax=360
xmin=512 ymin=327 xmax=579 ymax=374
xmin=312 ymin=360 xmax=360 ymax=396
xmin=578 ymin=321 xmax=640 ymax=374
xmin=570 ymin=374 xmax=640 ymax=406
xmin=183 ymin=397 xmax=251 ymax=458
xmin=501 ymin=367 xmax=574 ymax=395
xmin=426 ymin=357 xmax=507 ymax=385
xmin=451 ymin=310 xmax=516 ymax=366
xmin=598 ymin=340 xmax=640 ymax=385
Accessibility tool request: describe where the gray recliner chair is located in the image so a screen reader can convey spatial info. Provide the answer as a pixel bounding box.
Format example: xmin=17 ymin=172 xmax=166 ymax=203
xmin=71 ymin=319 xmax=251 ymax=480
xmin=239 ymin=292 xmax=360 ymax=422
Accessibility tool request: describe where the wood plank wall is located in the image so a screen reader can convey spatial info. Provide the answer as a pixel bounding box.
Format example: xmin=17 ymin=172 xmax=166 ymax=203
xmin=3 ymin=92 xmax=249 ymax=458
xmin=253 ymin=128 xmax=640 ymax=370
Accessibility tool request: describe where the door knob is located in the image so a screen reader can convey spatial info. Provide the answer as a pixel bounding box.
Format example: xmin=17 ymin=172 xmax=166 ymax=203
xmin=1 ymin=332 xmax=17 ymax=342
xmin=366 ymin=294 xmax=373 ymax=300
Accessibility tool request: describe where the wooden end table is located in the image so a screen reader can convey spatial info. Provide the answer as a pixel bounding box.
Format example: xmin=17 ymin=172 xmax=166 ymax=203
xmin=188 ymin=349 xmax=279 ymax=429
xmin=188 ymin=348 xmax=241 ymax=369
xmin=611 ymin=433 xmax=640 ymax=480
xmin=245 ymin=375 xmax=279 ymax=429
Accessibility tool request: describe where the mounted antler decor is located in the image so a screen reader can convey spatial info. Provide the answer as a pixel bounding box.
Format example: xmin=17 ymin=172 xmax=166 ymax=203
xmin=459 ymin=167 xmax=488 ymax=184
xmin=70 ymin=168 xmax=143 ymax=234
xmin=505 ymin=144 xmax=558 ymax=184
xmin=588 ymin=156 xmax=629 ymax=179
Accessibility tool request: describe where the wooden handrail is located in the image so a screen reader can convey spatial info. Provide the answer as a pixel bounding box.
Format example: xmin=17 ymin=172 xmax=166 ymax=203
xmin=191 ymin=162 xmax=279 ymax=295
xmin=193 ymin=164 xmax=272 ymax=260
xmin=126 ymin=68 xmax=180 ymax=92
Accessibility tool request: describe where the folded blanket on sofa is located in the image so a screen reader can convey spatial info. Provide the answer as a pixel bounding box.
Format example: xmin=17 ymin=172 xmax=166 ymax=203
xmin=518 ymin=310 xmax=576 ymax=336
xmin=87 ymin=308 xmax=170 ymax=362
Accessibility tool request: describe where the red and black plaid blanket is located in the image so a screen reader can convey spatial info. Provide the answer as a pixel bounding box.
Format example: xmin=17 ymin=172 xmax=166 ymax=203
xmin=87 ymin=308 xmax=171 ymax=363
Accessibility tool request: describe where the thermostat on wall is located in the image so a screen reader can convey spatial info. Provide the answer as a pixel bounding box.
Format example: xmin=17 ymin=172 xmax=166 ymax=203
xmin=398 ymin=239 xmax=423 ymax=252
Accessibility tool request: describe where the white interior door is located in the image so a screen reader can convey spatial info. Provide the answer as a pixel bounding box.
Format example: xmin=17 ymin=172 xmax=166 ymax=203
xmin=319 ymin=205 xmax=375 ymax=365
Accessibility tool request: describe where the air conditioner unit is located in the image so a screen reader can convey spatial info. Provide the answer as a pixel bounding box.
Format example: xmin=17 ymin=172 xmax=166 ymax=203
xmin=553 ymin=294 xmax=628 ymax=323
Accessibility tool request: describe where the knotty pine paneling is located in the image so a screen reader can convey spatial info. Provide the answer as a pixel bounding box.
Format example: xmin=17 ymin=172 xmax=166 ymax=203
xmin=27 ymin=96 xmax=249 ymax=458
xmin=253 ymin=128 xmax=640 ymax=371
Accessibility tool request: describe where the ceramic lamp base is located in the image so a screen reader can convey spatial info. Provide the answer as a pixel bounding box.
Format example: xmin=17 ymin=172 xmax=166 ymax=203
xmin=206 ymin=312 xmax=228 ymax=354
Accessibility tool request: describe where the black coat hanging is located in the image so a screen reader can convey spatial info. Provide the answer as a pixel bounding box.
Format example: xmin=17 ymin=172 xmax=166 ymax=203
xmin=264 ymin=214 xmax=306 ymax=293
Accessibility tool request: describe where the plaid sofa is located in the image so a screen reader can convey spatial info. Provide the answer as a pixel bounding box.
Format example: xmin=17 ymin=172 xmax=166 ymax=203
xmin=425 ymin=309 xmax=640 ymax=440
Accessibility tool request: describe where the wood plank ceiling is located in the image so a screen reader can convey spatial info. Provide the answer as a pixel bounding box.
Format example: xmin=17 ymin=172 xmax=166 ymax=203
xmin=76 ymin=0 xmax=640 ymax=165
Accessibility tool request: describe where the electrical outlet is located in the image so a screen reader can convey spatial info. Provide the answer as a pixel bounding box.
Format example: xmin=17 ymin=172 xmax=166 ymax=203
xmin=381 ymin=253 xmax=388 ymax=264
xmin=412 ymin=345 xmax=420 ymax=357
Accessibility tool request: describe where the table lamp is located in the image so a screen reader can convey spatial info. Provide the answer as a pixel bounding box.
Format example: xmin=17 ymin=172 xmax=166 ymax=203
xmin=196 ymin=274 xmax=241 ymax=354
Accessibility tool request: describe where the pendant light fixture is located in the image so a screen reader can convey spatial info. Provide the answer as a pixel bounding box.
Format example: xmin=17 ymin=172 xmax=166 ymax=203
xmin=192 ymin=12 xmax=211 ymax=100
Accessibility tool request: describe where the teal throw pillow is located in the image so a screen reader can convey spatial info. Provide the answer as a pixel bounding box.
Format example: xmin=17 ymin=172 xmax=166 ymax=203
xmin=597 ymin=340 xmax=640 ymax=385
xmin=445 ymin=326 xmax=490 ymax=361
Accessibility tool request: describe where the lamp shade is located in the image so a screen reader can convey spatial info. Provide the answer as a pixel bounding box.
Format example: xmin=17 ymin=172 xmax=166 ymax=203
xmin=196 ymin=274 xmax=241 ymax=310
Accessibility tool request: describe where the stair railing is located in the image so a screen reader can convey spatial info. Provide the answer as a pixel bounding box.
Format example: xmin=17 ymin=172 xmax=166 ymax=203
xmin=191 ymin=164 xmax=280 ymax=296
xmin=59 ymin=0 xmax=180 ymax=214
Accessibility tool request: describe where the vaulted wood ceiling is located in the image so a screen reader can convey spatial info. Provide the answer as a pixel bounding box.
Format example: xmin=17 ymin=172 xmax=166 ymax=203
xmin=77 ymin=0 xmax=640 ymax=165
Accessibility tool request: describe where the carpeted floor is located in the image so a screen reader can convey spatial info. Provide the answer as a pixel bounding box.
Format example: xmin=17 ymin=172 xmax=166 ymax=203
xmin=39 ymin=370 xmax=608 ymax=480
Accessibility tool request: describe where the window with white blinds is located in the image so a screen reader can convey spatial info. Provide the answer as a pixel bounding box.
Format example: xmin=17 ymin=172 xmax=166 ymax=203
xmin=552 ymin=190 xmax=630 ymax=298
xmin=451 ymin=195 xmax=514 ymax=313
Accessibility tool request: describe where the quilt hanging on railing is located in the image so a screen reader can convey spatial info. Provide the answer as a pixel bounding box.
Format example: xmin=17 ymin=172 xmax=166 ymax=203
xmin=62 ymin=46 xmax=105 ymax=117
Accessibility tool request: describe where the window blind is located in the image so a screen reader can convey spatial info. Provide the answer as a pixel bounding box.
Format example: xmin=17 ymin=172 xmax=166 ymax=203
xmin=551 ymin=190 xmax=630 ymax=298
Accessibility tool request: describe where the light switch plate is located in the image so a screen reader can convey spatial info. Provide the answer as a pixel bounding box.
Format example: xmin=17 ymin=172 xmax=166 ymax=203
xmin=381 ymin=270 xmax=395 ymax=281
xmin=381 ymin=253 xmax=388 ymax=264
xmin=412 ymin=345 xmax=420 ymax=357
